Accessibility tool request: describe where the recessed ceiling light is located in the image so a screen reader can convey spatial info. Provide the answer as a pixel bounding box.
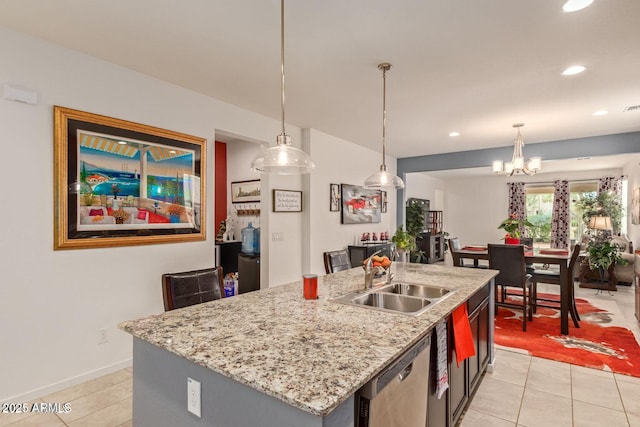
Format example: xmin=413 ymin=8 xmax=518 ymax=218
xmin=592 ymin=110 xmax=608 ymax=116
xmin=117 ymin=141 xmax=127 ymax=145
xmin=449 ymin=131 xmax=460 ymax=137
xmin=577 ymin=157 xmax=591 ymax=160
xmin=169 ymin=150 xmax=176 ymax=154
xmin=562 ymin=65 xmax=586 ymax=76
xmin=563 ymin=0 xmax=594 ymax=13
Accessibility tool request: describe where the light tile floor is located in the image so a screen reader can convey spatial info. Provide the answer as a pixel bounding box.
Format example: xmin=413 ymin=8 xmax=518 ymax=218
xmin=1 ymin=284 xmax=638 ymax=426
xmin=460 ymin=283 xmax=640 ymax=427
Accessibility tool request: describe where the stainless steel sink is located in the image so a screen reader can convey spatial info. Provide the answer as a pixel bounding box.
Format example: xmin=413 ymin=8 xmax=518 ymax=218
xmin=351 ymin=292 xmax=431 ymax=313
xmin=378 ymin=283 xmax=451 ymax=299
xmin=331 ymin=282 xmax=454 ymax=316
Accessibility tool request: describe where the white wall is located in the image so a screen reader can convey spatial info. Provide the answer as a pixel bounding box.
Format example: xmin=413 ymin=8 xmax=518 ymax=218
xmin=405 ymin=173 xmax=446 ymax=210
xmin=0 ymin=25 xmax=313 ymax=401
xmin=304 ymin=129 xmax=398 ymax=275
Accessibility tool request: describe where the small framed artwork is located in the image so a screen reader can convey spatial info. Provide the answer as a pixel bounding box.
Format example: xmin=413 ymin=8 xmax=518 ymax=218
xmin=381 ymin=191 xmax=388 ymax=213
xmin=53 ymin=106 xmax=206 ymax=250
xmin=330 ymin=183 xmax=340 ymax=212
xmin=273 ymin=189 xmax=302 ymax=212
xmin=231 ymin=180 xmax=261 ymax=203
xmin=340 ymin=184 xmax=382 ymax=224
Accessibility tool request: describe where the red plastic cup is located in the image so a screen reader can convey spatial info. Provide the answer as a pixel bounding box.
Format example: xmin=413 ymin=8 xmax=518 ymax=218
xmin=303 ymin=274 xmax=318 ymax=300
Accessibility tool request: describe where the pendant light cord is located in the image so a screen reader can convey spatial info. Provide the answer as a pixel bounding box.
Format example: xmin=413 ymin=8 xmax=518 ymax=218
xmin=381 ymin=66 xmax=387 ymax=169
xmin=379 ymin=63 xmax=391 ymax=171
xmin=280 ymin=0 xmax=286 ymax=138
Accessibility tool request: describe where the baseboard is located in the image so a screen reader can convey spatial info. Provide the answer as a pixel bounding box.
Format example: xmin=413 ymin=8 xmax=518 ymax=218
xmin=1 ymin=358 xmax=132 ymax=404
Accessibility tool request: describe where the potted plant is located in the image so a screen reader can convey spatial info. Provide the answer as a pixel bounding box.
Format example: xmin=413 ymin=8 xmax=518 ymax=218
xmin=391 ymin=226 xmax=415 ymax=262
xmin=405 ymin=201 xmax=426 ymax=262
xmin=498 ymin=214 xmax=533 ymax=244
xmin=586 ymin=241 xmax=625 ymax=285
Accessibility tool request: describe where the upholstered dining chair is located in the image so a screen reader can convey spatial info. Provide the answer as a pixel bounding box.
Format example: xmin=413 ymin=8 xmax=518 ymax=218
xmin=323 ymin=249 xmax=352 ymax=274
xmin=530 ymin=244 xmax=582 ymax=328
xmin=488 ymin=243 xmax=534 ymax=331
xmin=162 ymin=266 xmax=225 ymax=311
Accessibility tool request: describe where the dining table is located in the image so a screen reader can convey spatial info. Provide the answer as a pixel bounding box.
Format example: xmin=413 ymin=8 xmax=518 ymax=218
xmin=453 ymin=246 xmax=572 ymax=335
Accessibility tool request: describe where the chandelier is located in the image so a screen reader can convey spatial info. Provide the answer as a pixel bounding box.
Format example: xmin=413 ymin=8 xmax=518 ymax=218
xmin=492 ymin=123 xmax=541 ymax=176
xmin=363 ymin=63 xmax=405 ymax=190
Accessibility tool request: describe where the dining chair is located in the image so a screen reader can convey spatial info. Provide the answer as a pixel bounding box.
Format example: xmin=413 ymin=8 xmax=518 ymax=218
xmin=488 ymin=243 xmax=534 ymax=331
xmin=162 ymin=266 xmax=225 ymax=311
xmin=323 ymin=249 xmax=352 ymax=274
xmin=449 ymin=238 xmax=489 ymax=269
xmin=530 ymin=244 xmax=581 ymax=328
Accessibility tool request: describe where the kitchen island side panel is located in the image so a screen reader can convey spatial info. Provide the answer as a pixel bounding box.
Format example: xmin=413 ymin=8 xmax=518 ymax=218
xmin=132 ymin=337 xmax=354 ymax=427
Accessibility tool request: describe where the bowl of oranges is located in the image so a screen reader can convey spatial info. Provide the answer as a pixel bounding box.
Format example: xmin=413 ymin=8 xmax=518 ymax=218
xmin=362 ymin=254 xmax=392 ymax=277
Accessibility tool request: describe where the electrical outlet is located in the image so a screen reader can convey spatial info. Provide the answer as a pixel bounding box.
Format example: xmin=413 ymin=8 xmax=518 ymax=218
xmin=187 ymin=377 xmax=201 ymax=417
xmin=98 ymin=328 xmax=108 ymax=344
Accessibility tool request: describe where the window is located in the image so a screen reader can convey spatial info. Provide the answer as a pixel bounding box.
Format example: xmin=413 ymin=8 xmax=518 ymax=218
xmin=525 ymin=181 xmax=599 ymax=247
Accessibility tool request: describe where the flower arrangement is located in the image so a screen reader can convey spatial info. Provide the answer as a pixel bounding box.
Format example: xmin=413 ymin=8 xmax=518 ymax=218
xmin=498 ymin=214 xmax=533 ymax=239
xmin=111 ymin=208 xmax=130 ymax=223
xmin=111 ymin=183 xmax=120 ymax=198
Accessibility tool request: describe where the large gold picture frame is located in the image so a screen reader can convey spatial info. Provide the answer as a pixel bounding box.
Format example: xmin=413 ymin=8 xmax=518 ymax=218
xmin=54 ymin=106 xmax=207 ymax=249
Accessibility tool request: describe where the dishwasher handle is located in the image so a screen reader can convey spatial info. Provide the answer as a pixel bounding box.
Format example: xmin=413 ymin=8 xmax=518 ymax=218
xmin=376 ymin=335 xmax=429 ymax=394
xmin=398 ymin=363 xmax=413 ymax=382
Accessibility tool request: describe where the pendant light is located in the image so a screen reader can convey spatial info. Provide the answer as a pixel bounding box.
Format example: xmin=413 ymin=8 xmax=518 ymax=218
xmin=363 ymin=63 xmax=405 ymax=190
xmin=250 ymin=0 xmax=315 ymax=175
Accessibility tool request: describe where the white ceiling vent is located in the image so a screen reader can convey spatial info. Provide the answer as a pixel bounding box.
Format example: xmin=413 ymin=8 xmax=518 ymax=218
xmin=623 ymin=105 xmax=640 ymax=112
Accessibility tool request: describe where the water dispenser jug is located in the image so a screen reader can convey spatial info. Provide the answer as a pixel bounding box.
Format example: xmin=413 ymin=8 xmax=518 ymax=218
xmin=253 ymin=227 xmax=260 ymax=254
xmin=241 ymin=222 xmax=255 ymax=254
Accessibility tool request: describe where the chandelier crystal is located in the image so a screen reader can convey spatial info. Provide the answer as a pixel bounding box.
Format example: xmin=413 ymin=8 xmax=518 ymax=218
xmin=492 ymin=123 xmax=541 ymax=176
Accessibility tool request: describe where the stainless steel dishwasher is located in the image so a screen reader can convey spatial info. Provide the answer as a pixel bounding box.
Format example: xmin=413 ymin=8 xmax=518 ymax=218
xmin=356 ymin=334 xmax=431 ymax=427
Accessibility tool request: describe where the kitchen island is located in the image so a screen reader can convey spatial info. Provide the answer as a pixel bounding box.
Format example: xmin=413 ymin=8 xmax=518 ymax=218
xmin=120 ymin=263 xmax=497 ymax=426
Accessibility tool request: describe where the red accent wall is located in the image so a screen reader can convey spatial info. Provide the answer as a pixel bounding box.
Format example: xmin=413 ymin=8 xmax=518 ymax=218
xmin=214 ymin=141 xmax=227 ymax=236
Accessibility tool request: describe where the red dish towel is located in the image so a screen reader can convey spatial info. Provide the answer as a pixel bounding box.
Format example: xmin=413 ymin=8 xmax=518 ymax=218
xmin=452 ymin=304 xmax=476 ymax=367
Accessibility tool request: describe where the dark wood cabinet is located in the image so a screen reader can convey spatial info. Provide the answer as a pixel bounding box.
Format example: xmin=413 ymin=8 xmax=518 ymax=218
xmin=417 ymin=233 xmax=445 ymax=264
xmin=348 ymin=243 xmax=396 ymax=267
xmin=427 ymin=282 xmax=491 ymax=427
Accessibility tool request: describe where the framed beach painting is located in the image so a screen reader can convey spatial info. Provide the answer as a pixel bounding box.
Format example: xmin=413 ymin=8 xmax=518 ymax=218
xmin=54 ymin=106 xmax=206 ymax=249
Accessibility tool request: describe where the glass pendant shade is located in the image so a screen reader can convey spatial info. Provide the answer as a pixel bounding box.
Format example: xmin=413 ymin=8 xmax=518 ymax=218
xmin=364 ymin=166 xmax=405 ymax=190
xmin=250 ymin=0 xmax=315 ymax=175
xmin=251 ymin=135 xmax=315 ymax=174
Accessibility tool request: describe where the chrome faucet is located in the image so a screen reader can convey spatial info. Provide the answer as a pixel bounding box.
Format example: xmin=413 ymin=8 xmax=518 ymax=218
xmin=364 ymin=250 xmax=382 ymax=290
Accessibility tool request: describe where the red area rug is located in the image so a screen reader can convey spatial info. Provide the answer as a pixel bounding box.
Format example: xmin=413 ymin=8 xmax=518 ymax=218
xmin=495 ymin=293 xmax=640 ymax=377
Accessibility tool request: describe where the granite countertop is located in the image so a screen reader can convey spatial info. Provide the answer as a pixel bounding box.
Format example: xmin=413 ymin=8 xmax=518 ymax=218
xmin=119 ymin=263 xmax=497 ymax=416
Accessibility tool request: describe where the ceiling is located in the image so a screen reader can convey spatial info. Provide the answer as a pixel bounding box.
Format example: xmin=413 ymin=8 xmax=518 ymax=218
xmin=1 ymin=0 xmax=639 ymax=161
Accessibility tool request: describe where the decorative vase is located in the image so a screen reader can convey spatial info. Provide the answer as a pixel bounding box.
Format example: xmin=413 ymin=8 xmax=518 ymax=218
xmin=115 ymin=218 xmax=124 ymax=225
xmin=396 ymin=248 xmax=410 ymax=262
xmin=505 ymin=236 xmax=520 ymax=245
